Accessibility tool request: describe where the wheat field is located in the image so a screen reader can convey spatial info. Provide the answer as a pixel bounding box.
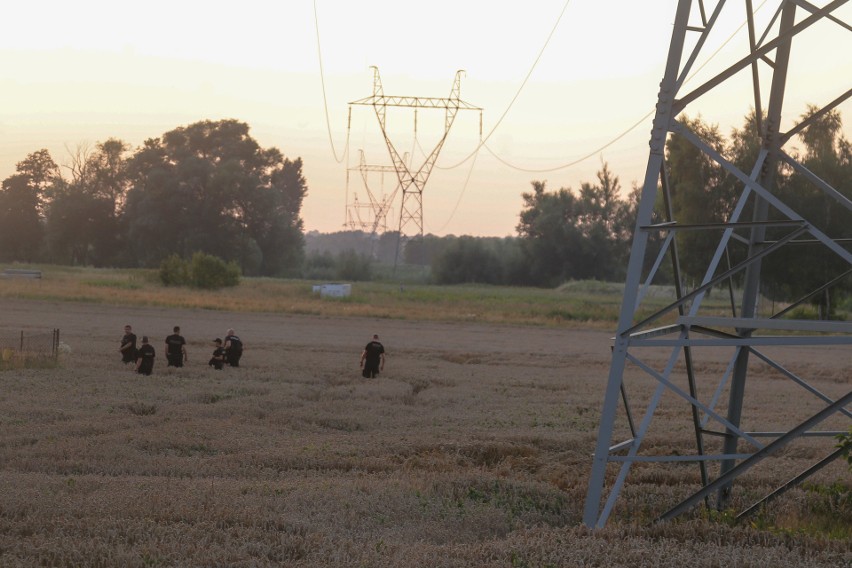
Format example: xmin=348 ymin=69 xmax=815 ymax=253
xmin=0 ymin=297 xmax=849 ymax=567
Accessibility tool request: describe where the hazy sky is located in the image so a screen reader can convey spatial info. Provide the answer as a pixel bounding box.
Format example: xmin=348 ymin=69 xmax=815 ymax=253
xmin=1 ymin=1 xmax=849 ymax=236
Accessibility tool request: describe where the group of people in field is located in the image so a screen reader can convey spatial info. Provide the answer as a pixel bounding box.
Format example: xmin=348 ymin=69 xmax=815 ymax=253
xmin=119 ymin=325 xmax=243 ymax=375
xmin=120 ymin=325 xmax=386 ymax=379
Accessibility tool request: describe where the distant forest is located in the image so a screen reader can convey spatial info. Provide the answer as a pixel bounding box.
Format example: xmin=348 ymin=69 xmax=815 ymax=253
xmin=1 ymin=111 xmax=850 ymax=307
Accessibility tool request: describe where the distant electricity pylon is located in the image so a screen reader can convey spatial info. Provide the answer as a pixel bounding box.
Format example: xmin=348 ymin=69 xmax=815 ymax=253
xmin=344 ymin=149 xmax=404 ymax=236
xmin=584 ymin=0 xmax=852 ymax=528
xmin=349 ymin=67 xmax=481 ymax=266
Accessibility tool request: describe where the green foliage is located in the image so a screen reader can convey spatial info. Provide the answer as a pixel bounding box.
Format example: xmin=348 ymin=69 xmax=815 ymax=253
xmin=432 ymin=236 xmax=503 ymax=284
xmin=125 ymin=119 xmax=306 ymax=276
xmin=838 ymin=426 xmax=852 ymax=470
xmin=334 ymin=249 xmax=372 ymax=281
xmin=158 ymin=252 xmax=240 ymax=289
xmin=668 ymin=109 xmax=852 ymax=316
xmin=515 ymin=164 xmax=636 ymax=286
xmin=302 ymin=250 xmax=372 ymax=281
xmin=189 ymin=252 xmax=241 ymax=289
xmin=302 ymin=251 xmax=337 ymax=280
xmin=159 ymin=254 xmax=189 ymax=286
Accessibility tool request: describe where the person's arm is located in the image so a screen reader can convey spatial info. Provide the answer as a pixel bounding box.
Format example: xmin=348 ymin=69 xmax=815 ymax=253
xmin=182 ymin=345 xmax=188 ymax=361
xmin=380 ymin=352 xmax=385 ymax=371
xmin=359 ymin=350 xmax=366 ymax=367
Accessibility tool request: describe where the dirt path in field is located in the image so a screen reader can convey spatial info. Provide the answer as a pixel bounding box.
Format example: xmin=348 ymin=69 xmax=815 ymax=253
xmin=2 ymin=298 xmax=849 ymax=380
xmin=0 ymin=298 xmax=614 ymax=361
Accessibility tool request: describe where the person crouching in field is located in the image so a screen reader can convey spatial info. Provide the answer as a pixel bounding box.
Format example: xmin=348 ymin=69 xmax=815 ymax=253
xmin=360 ymin=334 xmax=385 ymax=378
xmin=209 ymin=338 xmax=225 ymax=370
xmin=165 ymin=326 xmax=187 ymax=367
xmin=119 ymin=324 xmax=137 ymax=364
xmin=135 ymin=336 xmax=155 ymax=376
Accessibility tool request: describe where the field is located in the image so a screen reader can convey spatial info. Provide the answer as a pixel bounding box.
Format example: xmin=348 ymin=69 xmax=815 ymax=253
xmin=0 ymin=270 xmax=850 ymax=567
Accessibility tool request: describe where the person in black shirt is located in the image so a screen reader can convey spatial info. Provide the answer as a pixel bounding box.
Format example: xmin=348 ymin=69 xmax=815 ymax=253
xmin=224 ymin=329 xmax=243 ymax=367
xmin=119 ymin=324 xmax=137 ymax=364
xmin=360 ymin=334 xmax=385 ymax=378
xmin=209 ymin=338 xmax=225 ymax=370
xmin=165 ymin=326 xmax=187 ymax=367
xmin=135 ymin=336 xmax=155 ymax=376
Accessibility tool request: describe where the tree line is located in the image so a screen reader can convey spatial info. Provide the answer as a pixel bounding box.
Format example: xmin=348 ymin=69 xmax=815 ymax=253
xmin=2 ymin=110 xmax=849 ymax=310
xmin=0 ymin=119 xmax=306 ymax=276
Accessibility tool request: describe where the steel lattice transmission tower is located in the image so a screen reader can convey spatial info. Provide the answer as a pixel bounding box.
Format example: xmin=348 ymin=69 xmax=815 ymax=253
xmin=584 ymin=0 xmax=852 ymax=528
xmin=350 ymin=67 xmax=481 ymax=265
xmin=344 ymin=149 xmax=404 ymax=236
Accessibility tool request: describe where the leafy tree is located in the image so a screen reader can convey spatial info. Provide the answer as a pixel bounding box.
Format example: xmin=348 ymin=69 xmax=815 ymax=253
xmin=432 ymin=236 xmax=503 ymax=284
xmin=516 ymin=164 xmax=633 ymax=286
xmin=15 ymin=149 xmax=60 ymax=215
xmin=0 ymin=174 xmax=43 ymax=261
xmin=403 ymin=234 xmax=449 ymax=267
xmin=335 ymin=249 xmax=373 ymax=281
xmin=124 ymin=119 xmax=307 ymax=275
xmin=45 ymin=140 xmax=131 ymax=265
xmin=0 ymin=150 xmax=61 ymax=261
xmin=760 ymin=106 xmax=852 ymax=316
xmin=665 ymin=116 xmax=736 ymax=284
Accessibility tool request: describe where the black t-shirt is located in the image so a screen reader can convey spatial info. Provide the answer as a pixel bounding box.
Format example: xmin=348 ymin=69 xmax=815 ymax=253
xmin=121 ymin=332 xmax=137 ymax=361
xmin=137 ymin=344 xmax=155 ymax=370
xmin=363 ymin=341 xmax=384 ymax=366
xmin=121 ymin=332 xmax=137 ymax=350
xmin=225 ymin=334 xmax=242 ymax=352
xmin=165 ymin=334 xmax=186 ymax=356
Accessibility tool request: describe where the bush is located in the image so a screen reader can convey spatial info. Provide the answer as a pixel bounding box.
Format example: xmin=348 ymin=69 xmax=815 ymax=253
xmin=838 ymin=427 xmax=852 ymax=470
xmin=189 ymin=252 xmax=241 ymax=289
xmin=302 ymin=251 xmax=337 ymax=280
xmin=159 ymin=254 xmax=189 ymax=286
xmin=158 ymin=252 xmax=240 ymax=290
xmin=335 ymin=249 xmax=372 ymax=281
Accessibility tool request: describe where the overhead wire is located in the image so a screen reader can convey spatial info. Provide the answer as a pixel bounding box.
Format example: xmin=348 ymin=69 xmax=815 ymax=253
xmin=436 ymin=0 xmax=573 ymax=171
xmin=430 ymin=137 xmax=483 ymax=234
xmin=313 ymin=0 xmax=349 ymax=164
xmin=454 ymin=0 xmax=770 ymax=175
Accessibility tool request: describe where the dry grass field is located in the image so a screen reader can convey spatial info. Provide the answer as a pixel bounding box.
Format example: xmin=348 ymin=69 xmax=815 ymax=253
xmin=0 ymin=293 xmax=849 ymax=567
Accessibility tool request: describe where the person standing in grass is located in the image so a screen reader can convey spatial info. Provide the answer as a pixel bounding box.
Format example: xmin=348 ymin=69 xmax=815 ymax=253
xmin=119 ymin=324 xmax=137 ymax=364
xmin=360 ymin=334 xmax=385 ymax=378
xmin=165 ymin=326 xmax=188 ymax=367
xmin=223 ymin=329 xmax=243 ymax=367
xmin=209 ymin=338 xmax=226 ymax=370
xmin=135 ymin=336 xmax=155 ymax=376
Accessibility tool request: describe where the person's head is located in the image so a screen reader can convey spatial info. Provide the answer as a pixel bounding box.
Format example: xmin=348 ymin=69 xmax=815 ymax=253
xmin=173 ymin=326 xmax=180 ymax=333
xmin=141 ymin=336 xmax=149 ymax=344
xmin=214 ymin=338 xmax=222 ymax=345
xmin=227 ymin=328 xmax=235 ymax=335
xmin=124 ymin=325 xmax=132 ymax=333
xmin=373 ymin=334 xmax=379 ymax=340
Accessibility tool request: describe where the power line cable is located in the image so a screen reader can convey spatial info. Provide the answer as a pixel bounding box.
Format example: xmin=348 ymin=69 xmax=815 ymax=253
xmin=314 ymin=0 xmax=348 ymax=164
xmin=436 ymin=0 xmax=573 ymax=171
xmin=453 ymin=0 xmax=769 ymax=175
xmin=431 ymin=138 xmax=483 ymax=234
xmin=483 ymin=110 xmax=654 ymax=173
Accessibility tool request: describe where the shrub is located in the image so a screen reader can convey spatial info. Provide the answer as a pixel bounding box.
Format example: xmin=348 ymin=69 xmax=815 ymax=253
xmin=189 ymin=252 xmax=241 ymax=289
xmin=335 ymin=249 xmax=372 ymax=281
xmin=159 ymin=253 xmax=189 ymax=286
xmin=158 ymin=252 xmax=241 ymax=290
xmin=838 ymin=427 xmax=852 ymax=470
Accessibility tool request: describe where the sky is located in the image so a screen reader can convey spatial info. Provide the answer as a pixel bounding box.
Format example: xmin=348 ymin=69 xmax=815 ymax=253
xmin=1 ymin=0 xmax=849 ymax=237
